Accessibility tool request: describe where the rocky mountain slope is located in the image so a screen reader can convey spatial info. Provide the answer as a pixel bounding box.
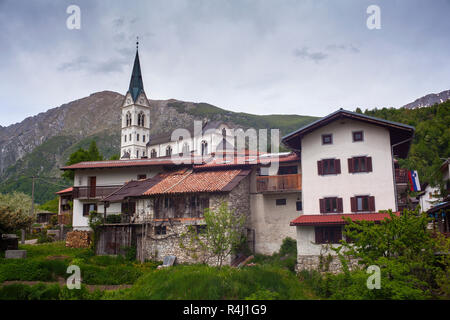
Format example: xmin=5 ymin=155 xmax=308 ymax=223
xmin=0 ymin=91 xmax=317 ymax=203
xmin=402 ymin=89 xmax=450 ymax=109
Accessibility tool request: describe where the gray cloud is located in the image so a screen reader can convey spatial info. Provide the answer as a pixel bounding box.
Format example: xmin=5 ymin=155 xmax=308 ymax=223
xmin=293 ymin=47 xmax=328 ymax=63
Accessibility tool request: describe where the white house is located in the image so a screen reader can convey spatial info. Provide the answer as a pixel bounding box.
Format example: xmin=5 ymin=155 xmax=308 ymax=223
xmin=282 ymin=109 xmax=415 ymax=272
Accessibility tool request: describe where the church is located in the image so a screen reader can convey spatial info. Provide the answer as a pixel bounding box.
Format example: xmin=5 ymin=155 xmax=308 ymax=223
xmin=120 ymin=44 xmax=235 ymax=160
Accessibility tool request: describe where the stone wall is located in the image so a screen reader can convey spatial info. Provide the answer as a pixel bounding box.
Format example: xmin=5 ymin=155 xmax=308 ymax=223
xmin=296 ymin=255 xmax=360 ymax=274
xmin=136 ymin=176 xmax=251 ymax=265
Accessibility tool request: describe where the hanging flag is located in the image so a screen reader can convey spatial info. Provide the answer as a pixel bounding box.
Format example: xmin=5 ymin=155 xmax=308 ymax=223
xmin=408 ymin=170 xmax=421 ymax=192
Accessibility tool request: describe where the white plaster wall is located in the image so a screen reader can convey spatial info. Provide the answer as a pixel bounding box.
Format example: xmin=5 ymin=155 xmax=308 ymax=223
xmin=296 ymin=226 xmax=342 ymax=256
xmin=301 ymin=119 xmax=396 ymax=214
xmin=250 ymin=192 xmax=301 ymax=255
xmin=419 ymin=185 xmax=442 ymax=212
xmin=72 ymin=166 xmax=161 ymax=229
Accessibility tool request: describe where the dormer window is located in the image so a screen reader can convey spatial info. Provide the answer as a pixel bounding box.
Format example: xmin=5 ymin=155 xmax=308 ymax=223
xmin=322 ymin=134 xmax=333 ymax=145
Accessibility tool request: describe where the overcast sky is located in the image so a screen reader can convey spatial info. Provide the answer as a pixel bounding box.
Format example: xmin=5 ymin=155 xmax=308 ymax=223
xmin=0 ymin=0 xmax=449 ymax=126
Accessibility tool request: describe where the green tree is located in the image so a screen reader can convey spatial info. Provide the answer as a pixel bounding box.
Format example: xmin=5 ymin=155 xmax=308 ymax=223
xmin=38 ymin=197 xmax=59 ymax=213
xmin=180 ymin=202 xmax=246 ymax=267
xmin=336 ymin=208 xmax=449 ymax=299
xmin=62 ymin=141 xmax=104 ymax=180
xmin=0 ymin=192 xmax=34 ymax=234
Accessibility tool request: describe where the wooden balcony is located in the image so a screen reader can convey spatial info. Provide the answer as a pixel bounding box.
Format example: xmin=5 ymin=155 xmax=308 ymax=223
xmin=395 ymin=168 xmax=409 ymax=184
xmin=256 ymin=173 xmax=302 ymax=193
xmin=72 ymin=185 xmax=122 ymax=200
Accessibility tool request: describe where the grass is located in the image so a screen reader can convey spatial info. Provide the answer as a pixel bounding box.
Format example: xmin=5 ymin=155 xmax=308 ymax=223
xmin=0 ymin=242 xmax=159 ymax=285
xmin=0 ymin=239 xmax=318 ymax=300
xmin=104 ymin=264 xmax=315 ymax=300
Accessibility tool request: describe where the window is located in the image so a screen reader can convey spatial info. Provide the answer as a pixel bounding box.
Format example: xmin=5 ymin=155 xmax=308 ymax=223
xmin=151 ymin=149 xmax=157 ymax=158
xmin=201 ymin=141 xmax=208 ymax=155
xmin=121 ymin=202 xmax=136 ymax=215
xmin=136 ymin=150 xmax=139 ymax=158
xmin=83 ymin=203 xmax=97 ymax=216
xmin=320 ymin=197 xmax=343 ymax=213
xmin=353 ymin=131 xmax=364 ymax=142
xmin=296 ymin=201 xmax=302 ymax=211
xmin=137 ymin=134 xmax=139 ymax=141
xmin=166 ymin=146 xmax=172 ymax=156
xmin=129 ymin=134 xmax=131 ymax=141
xmin=125 ymin=112 xmax=131 ymax=126
xmin=350 ymin=196 xmax=375 ymax=212
xmin=348 ymin=156 xmax=372 ymax=173
xmin=276 ymin=199 xmax=286 ymax=206
xmin=322 ymin=134 xmax=333 ymax=145
xmin=278 ymin=166 xmax=298 ymax=175
xmin=164 ymin=197 xmax=172 ymax=209
xmin=315 ymin=226 xmax=342 ymax=244
xmin=138 ymin=174 xmax=146 ymax=180
xmin=155 ymin=226 xmax=166 ymax=235
xmin=182 ymin=143 xmax=190 ymax=155
xmin=317 ymin=159 xmax=341 ymax=175
xmin=141 ymin=114 xmax=145 ymax=127
xmin=143 ymin=135 xmax=146 ymax=142
xmin=124 ymin=135 xmax=127 ymax=142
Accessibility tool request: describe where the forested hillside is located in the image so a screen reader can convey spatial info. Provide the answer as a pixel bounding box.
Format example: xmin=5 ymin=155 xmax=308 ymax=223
xmin=359 ymin=100 xmax=450 ymax=187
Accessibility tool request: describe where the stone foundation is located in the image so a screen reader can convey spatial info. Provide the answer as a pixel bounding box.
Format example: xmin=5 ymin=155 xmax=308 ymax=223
xmin=296 ymin=255 xmax=360 ymax=274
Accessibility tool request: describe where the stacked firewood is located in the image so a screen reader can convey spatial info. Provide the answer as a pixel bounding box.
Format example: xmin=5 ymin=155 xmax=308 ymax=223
xmin=65 ymin=230 xmax=91 ymax=248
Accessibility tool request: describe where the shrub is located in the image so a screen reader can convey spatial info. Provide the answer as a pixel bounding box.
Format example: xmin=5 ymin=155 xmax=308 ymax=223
xmin=0 ymin=283 xmax=61 ymax=300
xmin=122 ymin=264 xmax=310 ymax=300
xmin=279 ymin=237 xmax=297 ymax=257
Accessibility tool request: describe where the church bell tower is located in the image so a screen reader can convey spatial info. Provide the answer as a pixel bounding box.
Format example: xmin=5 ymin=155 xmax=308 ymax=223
xmin=120 ymin=40 xmax=151 ymax=159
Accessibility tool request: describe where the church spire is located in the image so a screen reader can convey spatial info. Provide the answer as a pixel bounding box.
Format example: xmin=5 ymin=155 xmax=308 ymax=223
xmin=128 ymin=38 xmax=144 ymax=102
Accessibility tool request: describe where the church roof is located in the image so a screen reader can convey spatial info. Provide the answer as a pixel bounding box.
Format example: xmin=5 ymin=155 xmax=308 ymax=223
xmin=128 ymin=49 xmax=144 ymax=102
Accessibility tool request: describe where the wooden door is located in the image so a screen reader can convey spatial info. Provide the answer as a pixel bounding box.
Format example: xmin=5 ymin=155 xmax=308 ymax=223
xmin=89 ymin=177 xmax=96 ymax=198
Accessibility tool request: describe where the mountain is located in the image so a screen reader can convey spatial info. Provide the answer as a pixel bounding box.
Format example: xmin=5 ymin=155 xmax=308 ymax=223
xmin=402 ymin=89 xmax=450 ymax=109
xmin=0 ymin=91 xmax=317 ymax=203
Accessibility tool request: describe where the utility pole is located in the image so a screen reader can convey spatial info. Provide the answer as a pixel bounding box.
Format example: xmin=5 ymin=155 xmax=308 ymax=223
xmin=22 ymin=176 xmax=35 ymax=244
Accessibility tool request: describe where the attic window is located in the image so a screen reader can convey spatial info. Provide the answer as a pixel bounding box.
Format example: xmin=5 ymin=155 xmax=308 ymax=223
xmin=353 ymin=131 xmax=364 ymax=142
xmin=322 ymin=134 xmax=333 ymax=145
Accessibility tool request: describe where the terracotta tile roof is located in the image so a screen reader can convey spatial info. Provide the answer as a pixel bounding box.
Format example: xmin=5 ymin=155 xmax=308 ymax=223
xmin=195 ymin=152 xmax=300 ymax=169
xmin=61 ymin=156 xmax=211 ymax=170
xmin=143 ymin=168 xmax=251 ymax=195
xmin=103 ymin=177 xmax=164 ymax=202
xmin=290 ymin=212 xmax=400 ymax=226
xmin=55 ymin=187 xmax=73 ymax=195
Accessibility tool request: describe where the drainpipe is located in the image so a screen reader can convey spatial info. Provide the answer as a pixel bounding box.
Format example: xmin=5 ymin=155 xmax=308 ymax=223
xmin=391 ymin=137 xmax=413 ymax=213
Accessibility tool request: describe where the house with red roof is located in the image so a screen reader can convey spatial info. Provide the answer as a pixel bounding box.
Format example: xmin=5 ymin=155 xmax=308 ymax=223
xmin=282 ymin=109 xmax=414 ymax=272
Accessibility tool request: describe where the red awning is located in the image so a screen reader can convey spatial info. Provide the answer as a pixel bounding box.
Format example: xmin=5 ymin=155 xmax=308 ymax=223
xmin=290 ymin=212 xmax=400 ymax=226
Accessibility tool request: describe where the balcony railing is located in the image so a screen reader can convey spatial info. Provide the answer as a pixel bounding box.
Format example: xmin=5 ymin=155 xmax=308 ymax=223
xmin=395 ymin=169 xmax=409 ymax=184
xmin=256 ymin=173 xmax=302 ymax=193
xmin=73 ymin=185 xmax=122 ymax=200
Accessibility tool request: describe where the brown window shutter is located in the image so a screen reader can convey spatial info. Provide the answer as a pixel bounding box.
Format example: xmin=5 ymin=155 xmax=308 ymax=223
xmin=369 ymin=196 xmax=375 ymax=212
xmin=335 ymin=227 xmax=342 ymax=243
xmin=348 ymin=158 xmax=354 ymax=173
xmin=366 ymin=157 xmax=373 ymax=172
xmin=335 ymin=159 xmax=341 ymax=174
xmin=350 ymin=197 xmax=357 ymax=212
xmin=317 ymin=160 xmax=323 ymax=175
xmin=315 ymin=227 xmax=323 ymax=244
xmin=337 ymin=198 xmax=343 ymax=213
xmin=319 ymin=198 xmax=325 ymax=213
